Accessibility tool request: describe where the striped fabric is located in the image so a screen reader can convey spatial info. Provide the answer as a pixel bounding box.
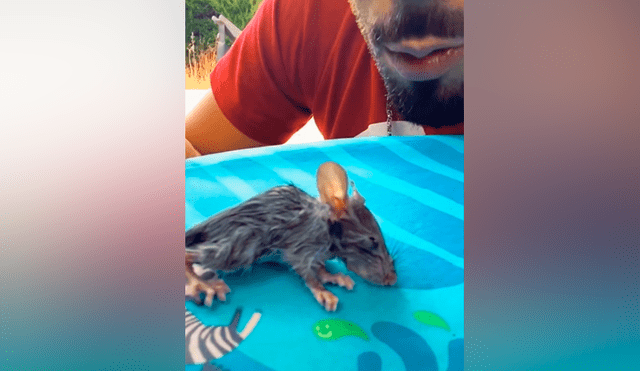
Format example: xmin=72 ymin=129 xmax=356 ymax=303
xmin=185 ymin=308 xmax=261 ymax=365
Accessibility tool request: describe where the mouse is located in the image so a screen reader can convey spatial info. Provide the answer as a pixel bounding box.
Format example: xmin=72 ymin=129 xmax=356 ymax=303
xmin=185 ymin=161 xmax=396 ymax=311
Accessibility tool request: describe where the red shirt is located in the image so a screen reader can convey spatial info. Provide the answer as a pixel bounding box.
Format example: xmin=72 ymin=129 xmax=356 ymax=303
xmin=210 ymin=0 xmax=464 ymax=145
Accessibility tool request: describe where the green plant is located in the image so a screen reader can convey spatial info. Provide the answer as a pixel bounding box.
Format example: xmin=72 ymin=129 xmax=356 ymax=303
xmin=185 ymin=0 xmax=263 ymax=64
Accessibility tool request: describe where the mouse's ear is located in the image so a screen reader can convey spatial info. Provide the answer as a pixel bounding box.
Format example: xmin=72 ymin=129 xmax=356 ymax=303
xmin=330 ymin=196 xmax=347 ymax=219
xmin=317 ymin=161 xmax=349 ymax=219
xmin=350 ymin=181 xmax=365 ymax=204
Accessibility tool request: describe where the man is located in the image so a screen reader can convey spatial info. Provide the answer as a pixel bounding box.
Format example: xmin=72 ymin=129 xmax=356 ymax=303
xmin=185 ymin=0 xmax=464 ymax=158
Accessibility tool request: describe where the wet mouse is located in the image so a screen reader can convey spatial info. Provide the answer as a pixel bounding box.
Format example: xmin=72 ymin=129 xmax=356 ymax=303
xmin=185 ymin=161 xmax=397 ymax=311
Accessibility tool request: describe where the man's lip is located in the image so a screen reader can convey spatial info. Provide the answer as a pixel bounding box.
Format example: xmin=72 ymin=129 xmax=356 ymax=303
xmin=381 ymin=37 xmax=464 ymax=81
xmin=384 ymin=36 xmax=464 ymax=59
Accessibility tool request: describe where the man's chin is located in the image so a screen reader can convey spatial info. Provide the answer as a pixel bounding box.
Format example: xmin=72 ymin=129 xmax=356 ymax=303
xmin=400 ymin=92 xmax=464 ymax=129
xmin=382 ymin=68 xmax=464 ymax=128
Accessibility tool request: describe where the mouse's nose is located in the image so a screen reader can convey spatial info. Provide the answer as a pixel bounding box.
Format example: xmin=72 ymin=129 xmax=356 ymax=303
xmin=383 ymin=273 xmax=397 ymax=286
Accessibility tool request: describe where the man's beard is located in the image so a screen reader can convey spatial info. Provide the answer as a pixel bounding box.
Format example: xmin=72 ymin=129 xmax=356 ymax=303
xmin=379 ymin=61 xmax=464 ymax=128
xmin=358 ymin=1 xmax=464 ymax=128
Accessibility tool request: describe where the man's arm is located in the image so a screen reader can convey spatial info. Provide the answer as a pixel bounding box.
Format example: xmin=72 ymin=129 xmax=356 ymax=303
xmin=185 ymin=90 xmax=264 ymax=159
xmin=185 ymin=138 xmax=201 ymax=159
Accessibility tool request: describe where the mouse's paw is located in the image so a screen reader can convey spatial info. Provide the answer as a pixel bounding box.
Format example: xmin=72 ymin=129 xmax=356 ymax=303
xmin=208 ymin=279 xmax=231 ymax=304
xmin=319 ymin=270 xmax=355 ymax=290
xmin=311 ymin=287 xmax=339 ymax=312
xmin=185 ymin=277 xmax=231 ymax=306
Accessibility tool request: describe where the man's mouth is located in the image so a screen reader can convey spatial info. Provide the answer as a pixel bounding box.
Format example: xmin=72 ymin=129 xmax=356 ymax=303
xmin=382 ymin=37 xmax=464 ymax=81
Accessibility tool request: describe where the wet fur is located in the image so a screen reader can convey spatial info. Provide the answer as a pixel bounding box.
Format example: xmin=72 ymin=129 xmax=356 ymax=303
xmin=186 ymin=184 xmax=395 ymax=290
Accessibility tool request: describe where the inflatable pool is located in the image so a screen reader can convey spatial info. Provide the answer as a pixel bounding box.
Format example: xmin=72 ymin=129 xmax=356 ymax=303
xmin=185 ymin=136 xmax=464 ymax=371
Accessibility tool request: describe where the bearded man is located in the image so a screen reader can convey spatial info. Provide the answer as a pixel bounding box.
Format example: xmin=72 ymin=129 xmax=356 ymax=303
xmin=186 ymin=0 xmax=464 ymax=158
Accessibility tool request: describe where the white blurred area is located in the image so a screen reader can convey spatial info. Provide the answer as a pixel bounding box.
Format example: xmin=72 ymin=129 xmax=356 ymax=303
xmin=186 ymin=90 xmax=324 ymax=145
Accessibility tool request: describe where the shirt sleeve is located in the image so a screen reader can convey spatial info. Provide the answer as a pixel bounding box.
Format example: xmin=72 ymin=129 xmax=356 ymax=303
xmin=210 ymin=0 xmax=312 ymax=145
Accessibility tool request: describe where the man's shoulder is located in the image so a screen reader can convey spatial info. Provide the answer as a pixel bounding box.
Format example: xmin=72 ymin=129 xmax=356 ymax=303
xmin=273 ymin=0 xmax=358 ymax=43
